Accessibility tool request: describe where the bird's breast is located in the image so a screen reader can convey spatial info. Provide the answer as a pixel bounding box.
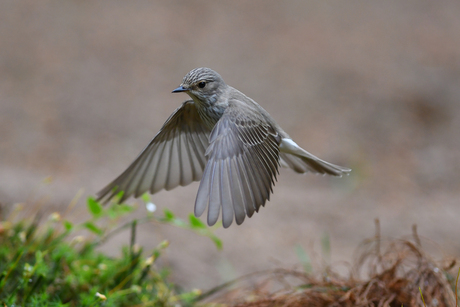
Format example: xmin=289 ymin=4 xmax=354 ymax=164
xmin=197 ymin=104 xmax=226 ymax=130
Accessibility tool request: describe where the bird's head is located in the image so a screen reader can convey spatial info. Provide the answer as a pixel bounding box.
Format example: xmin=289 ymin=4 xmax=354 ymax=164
xmin=172 ymin=67 xmax=226 ymax=105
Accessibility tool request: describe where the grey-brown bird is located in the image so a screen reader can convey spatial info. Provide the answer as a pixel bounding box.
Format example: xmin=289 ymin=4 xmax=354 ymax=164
xmin=98 ymin=67 xmax=351 ymax=228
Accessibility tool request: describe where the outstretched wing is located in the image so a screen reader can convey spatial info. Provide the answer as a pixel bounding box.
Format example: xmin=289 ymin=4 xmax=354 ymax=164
xmin=195 ymin=99 xmax=281 ymax=228
xmin=97 ymin=100 xmax=211 ymax=203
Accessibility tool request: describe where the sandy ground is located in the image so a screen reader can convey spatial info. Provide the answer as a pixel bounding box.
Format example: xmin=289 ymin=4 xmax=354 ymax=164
xmin=1 ymin=1 xmax=460 ymax=290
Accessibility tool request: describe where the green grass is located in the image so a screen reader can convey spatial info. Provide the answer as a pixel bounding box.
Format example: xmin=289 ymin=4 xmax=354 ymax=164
xmin=0 ymin=195 xmax=221 ymax=306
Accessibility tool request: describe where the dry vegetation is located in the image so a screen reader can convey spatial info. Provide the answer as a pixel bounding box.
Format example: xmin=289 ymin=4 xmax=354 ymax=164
xmin=199 ymin=221 xmax=458 ymax=307
xmin=1 ymin=198 xmax=458 ymax=306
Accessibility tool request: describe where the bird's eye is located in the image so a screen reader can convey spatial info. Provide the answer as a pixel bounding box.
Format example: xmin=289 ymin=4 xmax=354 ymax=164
xmin=197 ymin=81 xmax=206 ymax=88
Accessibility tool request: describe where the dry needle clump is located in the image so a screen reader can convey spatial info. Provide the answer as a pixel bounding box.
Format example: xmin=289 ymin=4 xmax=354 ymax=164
xmin=200 ymin=221 xmax=457 ymax=307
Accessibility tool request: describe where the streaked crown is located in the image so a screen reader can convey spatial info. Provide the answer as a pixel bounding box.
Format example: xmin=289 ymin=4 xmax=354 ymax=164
xmin=182 ymin=67 xmax=224 ymax=87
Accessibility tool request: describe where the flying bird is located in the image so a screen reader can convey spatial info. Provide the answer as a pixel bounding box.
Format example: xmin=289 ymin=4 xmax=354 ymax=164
xmin=97 ymin=67 xmax=351 ymax=228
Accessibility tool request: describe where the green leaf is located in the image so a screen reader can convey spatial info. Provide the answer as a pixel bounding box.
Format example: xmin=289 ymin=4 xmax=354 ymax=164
xmin=83 ymin=222 xmax=103 ymax=236
xmin=163 ymin=209 xmax=175 ymax=221
xmin=188 ymin=215 xmax=206 ymax=229
xmin=87 ymin=198 xmax=103 ymax=218
xmin=211 ymin=236 xmax=223 ymax=250
xmin=114 ymin=190 xmax=125 ymax=203
xmin=178 ymin=289 xmax=201 ymax=303
xmin=141 ymin=193 xmax=151 ymax=203
xmin=107 ymin=204 xmax=134 ymax=219
xmin=118 ymin=204 xmax=134 ymax=213
xmin=63 ymin=220 xmax=73 ymax=231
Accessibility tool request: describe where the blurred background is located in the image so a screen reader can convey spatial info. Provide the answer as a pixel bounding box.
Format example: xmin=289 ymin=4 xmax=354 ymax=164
xmin=1 ymin=0 xmax=459 ymax=290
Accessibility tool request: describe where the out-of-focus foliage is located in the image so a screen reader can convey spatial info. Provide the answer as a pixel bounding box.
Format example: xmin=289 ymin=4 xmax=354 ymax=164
xmin=0 ymin=196 xmax=220 ymax=306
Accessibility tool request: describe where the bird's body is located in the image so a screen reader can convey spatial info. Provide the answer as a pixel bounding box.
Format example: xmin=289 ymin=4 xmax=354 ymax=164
xmin=98 ymin=67 xmax=350 ymax=228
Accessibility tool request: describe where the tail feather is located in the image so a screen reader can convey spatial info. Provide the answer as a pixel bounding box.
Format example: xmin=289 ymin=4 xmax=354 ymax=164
xmin=279 ymin=138 xmax=351 ymax=177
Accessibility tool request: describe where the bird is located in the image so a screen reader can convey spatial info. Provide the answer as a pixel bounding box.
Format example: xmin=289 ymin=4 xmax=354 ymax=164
xmin=97 ymin=67 xmax=351 ymax=228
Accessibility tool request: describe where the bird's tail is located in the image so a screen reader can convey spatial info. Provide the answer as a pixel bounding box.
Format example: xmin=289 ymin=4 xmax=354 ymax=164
xmin=279 ymin=138 xmax=351 ymax=177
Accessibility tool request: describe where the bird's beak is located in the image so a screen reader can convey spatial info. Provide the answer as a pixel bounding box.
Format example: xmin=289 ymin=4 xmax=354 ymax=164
xmin=172 ymin=86 xmax=189 ymax=93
